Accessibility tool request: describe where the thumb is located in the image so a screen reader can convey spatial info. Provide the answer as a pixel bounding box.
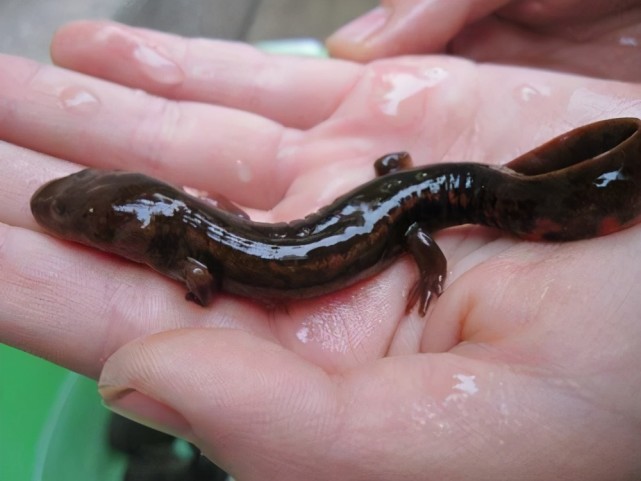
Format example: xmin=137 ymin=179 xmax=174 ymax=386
xmin=97 ymin=327 xmax=548 ymax=480
xmin=326 ymin=0 xmax=509 ymax=61
xmin=98 ymin=328 xmax=339 ymax=480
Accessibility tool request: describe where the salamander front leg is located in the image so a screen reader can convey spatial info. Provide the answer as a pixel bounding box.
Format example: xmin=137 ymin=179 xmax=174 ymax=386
xmin=405 ymin=223 xmax=447 ymax=316
xmin=182 ymin=257 xmax=218 ymax=306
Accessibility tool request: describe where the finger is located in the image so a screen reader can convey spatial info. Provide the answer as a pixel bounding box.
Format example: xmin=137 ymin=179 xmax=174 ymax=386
xmin=0 ymin=53 xmax=291 ymax=208
xmin=0 ymin=143 xmax=272 ymax=374
xmin=0 ymin=142 xmax=73 ymax=231
xmin=50 ymin=21 xmax=362 ymax=129
xmin=496 ymin=0 xmax=639 ymax=25
xmin=1 ymin=209 xmax=411 ymax=377
xmin=97 ymin=327 xmax=636 ymax=480
xmin=0 ymin=220 xmax=276 ymax=377
xmin=326 ymin=0 xmax=509 ymax=61
xmin=0 ymin=132 xmax=265 ymax=233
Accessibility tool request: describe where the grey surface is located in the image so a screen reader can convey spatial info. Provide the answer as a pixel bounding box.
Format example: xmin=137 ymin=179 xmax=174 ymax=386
xmin=115 ymin=0 xmax=261 ymax=39
xmin=0 ymin=0 xmax=121 ymax=62
xmin=0 ymin=0 xmax=378 ymax=63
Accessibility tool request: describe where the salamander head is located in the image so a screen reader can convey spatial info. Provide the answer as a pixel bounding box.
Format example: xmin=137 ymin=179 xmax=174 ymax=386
xmin=30 ymin=169 xmax=137 ymax=247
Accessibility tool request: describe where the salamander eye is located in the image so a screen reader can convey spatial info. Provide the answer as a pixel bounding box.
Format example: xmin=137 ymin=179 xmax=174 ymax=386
xmin=51 ymin=199 xmax=67 ymax=217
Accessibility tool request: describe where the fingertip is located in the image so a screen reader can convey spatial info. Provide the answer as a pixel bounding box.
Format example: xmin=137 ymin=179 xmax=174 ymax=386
xmin=98 ymin=327 xmax=339 ymax=476
xmin=327 ymin=0 xmax=491 ymax=61
xmin=99 ymin=327 xmax=334 ymax=426
xmin=100 ymin=386 xmax=193 ymax=439
xmin=51 ymin=19 xmax=186 ymax=87
xmin=326 ymin=6 xmax=392 ymax=61
xmin=50 ymin=20 xmax=103 ymax=66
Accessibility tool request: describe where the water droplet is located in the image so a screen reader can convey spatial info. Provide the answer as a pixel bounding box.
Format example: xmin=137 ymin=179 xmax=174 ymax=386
xmin=619 ymin=36 xmax=638 ymax=47
xmin=296 ymin=326 xmax=310 ymax=343
xmin=514 ymin=83 xmax=551 ymax=104
xmin=234 ymin=159 xmax=253 ymax=183
xmin=296 ymin=313 xmax=350 ymax=353
xmin=133 ymin=43 xmax=185 ymax=85
xmin=379 ymin=67 xmax=449 ymax=116
xmin=93 ymin=24 xmax=184 ymax=85
xmin=452 ymin=374 xmax=479 ymax=395
xmin=58 ymin=86 xmax=101 ymax=114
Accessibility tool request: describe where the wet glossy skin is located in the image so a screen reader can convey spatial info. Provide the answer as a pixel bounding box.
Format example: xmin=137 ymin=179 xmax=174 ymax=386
xmin=31 ymin=118 xmax=641 ymax=315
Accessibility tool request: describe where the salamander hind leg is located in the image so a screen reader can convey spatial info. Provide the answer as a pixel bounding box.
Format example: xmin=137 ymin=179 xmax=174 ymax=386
xmin=182 ymin=257 xmax=218 ymax=306
xmin=404 ymin=223 xmax=447 ymax=316
xmin=374 ymin=152 xmax=414 ymax=176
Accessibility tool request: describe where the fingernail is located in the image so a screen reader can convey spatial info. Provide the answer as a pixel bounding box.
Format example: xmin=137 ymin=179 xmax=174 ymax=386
xmin=330 ymin=7 xmax=392 ymax=43
xmin=100 ymin=385 xmax=192 ymax=437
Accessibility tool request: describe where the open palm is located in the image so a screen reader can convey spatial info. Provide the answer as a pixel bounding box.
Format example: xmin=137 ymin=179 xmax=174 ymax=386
xmin=2 ymin=20 xmax=640 ymax=481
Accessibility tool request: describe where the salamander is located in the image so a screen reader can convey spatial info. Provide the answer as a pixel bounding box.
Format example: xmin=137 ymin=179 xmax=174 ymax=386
xmin=30 ymin=118 xmax=641 ymax=315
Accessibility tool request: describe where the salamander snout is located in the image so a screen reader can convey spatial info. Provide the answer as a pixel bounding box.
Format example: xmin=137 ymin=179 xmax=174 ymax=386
xmin=30 ymin=171 xmax=95 ymax=237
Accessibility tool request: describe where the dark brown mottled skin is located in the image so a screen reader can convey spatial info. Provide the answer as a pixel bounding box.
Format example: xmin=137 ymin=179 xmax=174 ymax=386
xmin=31 ymin=118 xmax=641 ymax=315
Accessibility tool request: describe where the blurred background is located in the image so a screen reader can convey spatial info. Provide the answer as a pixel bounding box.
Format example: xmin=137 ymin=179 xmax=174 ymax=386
xmin=0 ymin=1 xmax=377 ymax=480
xmin=0 ymin=0 xmax=377 ymax=62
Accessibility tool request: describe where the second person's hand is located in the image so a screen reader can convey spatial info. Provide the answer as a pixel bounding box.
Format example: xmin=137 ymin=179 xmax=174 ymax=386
xmin=327 ymin=0 xmax=641 ymax=81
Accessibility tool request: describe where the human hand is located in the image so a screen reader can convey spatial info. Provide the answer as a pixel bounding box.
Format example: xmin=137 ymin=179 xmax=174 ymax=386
xmin=2 ymin=20 xmax=641 ymax=480
xmin=327 ymin=0 xmax=641 ymax=81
